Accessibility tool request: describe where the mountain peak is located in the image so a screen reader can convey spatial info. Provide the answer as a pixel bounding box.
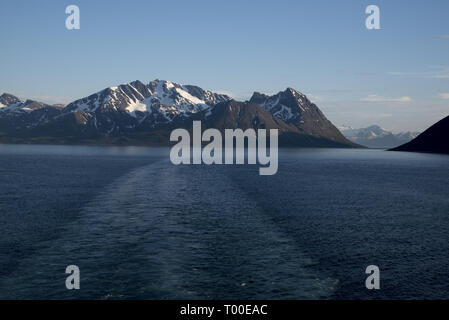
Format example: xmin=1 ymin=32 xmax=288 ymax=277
xmin=285 ymin=87 xmax=299 ymax=94
xmin=284 ymin=87 xmax=306 ymax=99
xmin=248 ymin=87 xmax=357 ymax=147
xmin=0 ymin=93 xmax=22 ymax=106
xmin=148 ymin=79 xmax=177 ymax=90
xmin=365 ymin=124 xmax=383 ymax=130
xmin=249 ymin=92 xmax=270 ymax=104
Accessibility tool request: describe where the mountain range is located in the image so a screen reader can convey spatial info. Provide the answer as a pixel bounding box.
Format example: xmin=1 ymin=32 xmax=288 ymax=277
xmin=0 ymin=80 xmax=359 ymax=147
xmin=338 ymin=125 xmax=420 ymax=149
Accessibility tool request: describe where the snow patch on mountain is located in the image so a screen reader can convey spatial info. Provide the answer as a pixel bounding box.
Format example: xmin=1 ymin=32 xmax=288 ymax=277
xmin=273 ymin=104 xmax=293 ymax=121
xmin=125 ymin=101 xmax=150 ymax=116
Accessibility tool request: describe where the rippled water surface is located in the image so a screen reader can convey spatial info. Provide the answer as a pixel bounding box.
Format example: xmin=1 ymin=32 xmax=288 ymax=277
xmin=0 ymin=144 xmax=448 ymax=299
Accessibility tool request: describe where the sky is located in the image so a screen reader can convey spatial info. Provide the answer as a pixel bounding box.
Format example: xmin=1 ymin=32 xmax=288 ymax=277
xmin=1 ymin=0 xmax=448 ymax=132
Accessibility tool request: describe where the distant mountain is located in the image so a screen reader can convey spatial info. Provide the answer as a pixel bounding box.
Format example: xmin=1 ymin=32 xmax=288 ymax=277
xmin=338 ymin=125 xmax=420 ymax=149
xmin=391 ymin=115 xmax=449 ymax=154
xmin=0 ymin=94 xmax=64 ymax=133
xmin=0 ymin=81 xmax=360 ymax=148
xmin=0 ymin=93 xmax=22 ymax=107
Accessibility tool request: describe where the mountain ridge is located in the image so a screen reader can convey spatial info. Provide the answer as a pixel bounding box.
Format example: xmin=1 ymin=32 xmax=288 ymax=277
xmin=0 ymin=81 xmax=360 ymax=148
xmin=339 ymin=125 xmax=420 ymax=149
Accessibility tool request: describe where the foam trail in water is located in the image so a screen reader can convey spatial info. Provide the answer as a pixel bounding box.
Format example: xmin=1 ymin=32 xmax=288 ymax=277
xmin=1 ymin=160 xmax=337 ymax=299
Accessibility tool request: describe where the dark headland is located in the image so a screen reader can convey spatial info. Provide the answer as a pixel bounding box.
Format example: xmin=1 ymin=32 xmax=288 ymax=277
xmin=390 ymin=115 xmax=449 ymax=154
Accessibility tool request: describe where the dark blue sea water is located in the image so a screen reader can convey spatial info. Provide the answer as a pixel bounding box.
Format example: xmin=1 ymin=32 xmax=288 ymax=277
xmin=0 ymin=144 xmax=448 ymax=299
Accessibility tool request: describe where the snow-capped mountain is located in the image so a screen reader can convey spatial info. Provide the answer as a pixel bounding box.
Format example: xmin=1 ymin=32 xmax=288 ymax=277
xmin=0 ymin=94 xmax=52 ymax=114
xmin=0 ymin=81 xmax=360 ymax=148
xmin=250 ymin=88 xmax=314 ymax=123
xmin=250 ymin=88 xmax=357 ymax=146
xmin=338 ymin=125 xmax=420 ymax=148
xmin=64 ymin=80 xmax=229 ymax=117
xmin=57 ymin=79 xmax=231 ymax=135
xmin=0 ymin=93 xmax=22 ymax=108
xmin=0 ymin=93 xmax=63 ymax=131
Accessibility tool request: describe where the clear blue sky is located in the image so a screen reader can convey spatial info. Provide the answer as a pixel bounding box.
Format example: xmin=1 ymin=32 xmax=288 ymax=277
xmin=1 ymin=0 xmax=448 ymax=132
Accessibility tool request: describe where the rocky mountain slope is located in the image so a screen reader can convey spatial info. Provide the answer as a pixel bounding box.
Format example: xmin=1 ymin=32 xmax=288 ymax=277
xmin=249 ymin=88 xmax=355 ymax=146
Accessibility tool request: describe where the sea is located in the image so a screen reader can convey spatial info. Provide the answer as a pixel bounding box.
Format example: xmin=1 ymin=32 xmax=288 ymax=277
xmin=0 ymin=144 xmax=448 ymax=299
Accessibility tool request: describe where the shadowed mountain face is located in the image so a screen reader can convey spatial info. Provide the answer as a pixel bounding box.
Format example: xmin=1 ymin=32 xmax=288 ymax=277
xmin=249 ymin=88 xmax=358 ymax=147
xmin=0 ymin=81 xmax=359 ymax=148
xmin=189 ymin=100 xmax=361 ymax=147
xmin=201 ymin=100 xmax=296 ymax=132
xmin=391 ymin=115 xmax=449 ymax=154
